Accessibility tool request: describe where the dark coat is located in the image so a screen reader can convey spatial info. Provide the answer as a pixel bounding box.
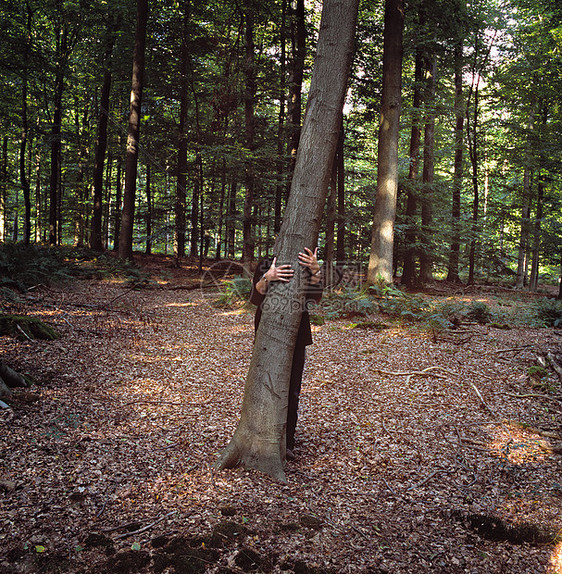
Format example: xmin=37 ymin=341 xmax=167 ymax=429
xmin=250 ymin=258 xmax=323 ymax=347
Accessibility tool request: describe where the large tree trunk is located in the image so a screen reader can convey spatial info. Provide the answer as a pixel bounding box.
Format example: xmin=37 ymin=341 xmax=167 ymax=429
xmin=216 ymin=0 xmax=358 ymax=482
xmin=90 ymin=36 xmax=114 ymax=252
xmin=21 ymin=2 xmax=32 ymax=245
xmin=447 ymin=41 xmax=464 ymax=283
xmin=0 ymin=137 xmax=7 ymax=242
xmin=366 ymin=0 xmax=404 ymax=285
xmin=118 ymin=0 xmax=148 ymax=261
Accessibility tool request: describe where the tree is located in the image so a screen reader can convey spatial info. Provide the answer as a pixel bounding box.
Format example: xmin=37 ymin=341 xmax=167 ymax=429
xmin=118 ymin=0 xmax=148 ymax=261
xmin=215 ymin=0 xmax=359 ymax=482
xmin=366 ymin=0 xmax=404 ymax=285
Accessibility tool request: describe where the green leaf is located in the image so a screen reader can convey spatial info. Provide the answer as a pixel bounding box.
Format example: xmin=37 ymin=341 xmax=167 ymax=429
xmin=35 ymin=545 xmax=46 ymax=553
xmin=131 ymin=542 xmax=141 ymax=551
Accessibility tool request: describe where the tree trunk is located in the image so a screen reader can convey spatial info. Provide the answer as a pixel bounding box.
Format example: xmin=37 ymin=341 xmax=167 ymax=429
xmin=49 ymin=8 xmax=67 ymax=246
xmin=0 ymin=137 xmax=7 ymax=242
xmin=145 ymin=163 xmax=152 ymax=254
xmin=516 ymin=111 xmax=534 ymax=289
xmin=118 ymin=0 xmax=148 ymax=261
xmin=401 ymin=47 xmax=423 ymax=287
xmin=447 ymin=41 xmax=464 ymax=283
xmin=286 ymin=0 xmax=306 ymax=189
xmin=419 ymin=56 xmax=436 ymax=285
xmin=90 ymin=36 xmax=114 ymax=252
xmin=529 ymin=172 xmax=543 ymax=292
xmin=226 ymin=179 xmax=236 ymax=258
xmin=242 ymin=4 xmax=256 ymax=263
xmin=21 ymin=2 xmax=32 ymax=245
xmin=366 ymin=0 xmax=404 ymax=285
xmin=216 ymin=0 xmax=358 ymax=482
xmin=175 ymin=1 xmax=190 ymax=259
xmin=335 ymin=119 xmax=345 ymax=263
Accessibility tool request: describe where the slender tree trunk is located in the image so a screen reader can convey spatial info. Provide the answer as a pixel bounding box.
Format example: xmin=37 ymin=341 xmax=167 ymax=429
xmin=216 ymin=161 xmax=227 ymax=260
xmin=335 ymin=120 xmax=345 ymax=262
xmin=118 ymin=0 xmax=148 ymax=260
xmin=216 ymin=0 xmax=358 ymax=482
xmin=516 ymin=110 xmax=535 ymax=289
xmin=275 ymin=0 xmax=287 ymax=234
xmin=0 ymin=137 xmax=7 ymax=242
xmin=401 ymin=48 xmax=423 ymax=287
xmin=226 ymin=180 xmax=236 ymax=258
xmin=529 ymin=173 xmax=543 ymax=292
xmin=113 ymin=160 xmax=122 ymax=250
xmin=175 ymin=1 xmax=190 ymax=259
xmin=145 ymin=163 xmax=152 ymax=254
xmin=324 ymin=148 xmax=338 ymax=288
xmin=21 ymin=2 xmax=32 ymax=245
xmin=90 ymin=37 xmax=114 ymax=251
xmin=242 ymin=4 xmax=256 ymax=263
xmin=447 ymin=42 xmax=464 ymax=283
xmin=419 ymin=56 xmax=436 ymax=285
xmin=367 ymin=0 xmax=404 ymax=285
xmin=49 ymin=7 xmax=67 ymax=246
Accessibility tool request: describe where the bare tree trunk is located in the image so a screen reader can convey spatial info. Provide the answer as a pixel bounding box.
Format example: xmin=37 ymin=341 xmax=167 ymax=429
xmin=118 ymin=0 xmax=148 ymax=260
xmin=216 ymin=0 xmax=358 ymax=482
xmin=21 ymin=2 xmax=32 ymax=245
xmin=447 ymin=41 xmax=464 ymax=283
xmin=145 ymin=163 xmax=152 ymax=254
xmin=401 ymin=47 xmax=423 ymax=287
xmin=175 ymin=1 xmax=190 ymax=259
xmin=367 ymin=0 xmax=404 ymax=285
xmin=419 ymin=56 xmax=436 ymax=285
xmin=0 ymin=137 xmax=7 ymax=242
xmin=242 ymin=4 xmax=256 ymax=263
xmin=90 ymin=35 xmax=114 ymax=252
xmin=335 ymin=120 xmax=345 ymax=263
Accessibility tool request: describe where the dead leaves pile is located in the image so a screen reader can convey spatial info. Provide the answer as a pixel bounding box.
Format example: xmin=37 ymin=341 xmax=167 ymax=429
xmin=1 ymin=276 xmax=561 ymax=573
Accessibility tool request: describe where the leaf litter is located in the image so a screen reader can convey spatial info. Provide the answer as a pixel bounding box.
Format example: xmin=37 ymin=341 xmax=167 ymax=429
xmin=0 ymin=264 xmax=561 ymax=573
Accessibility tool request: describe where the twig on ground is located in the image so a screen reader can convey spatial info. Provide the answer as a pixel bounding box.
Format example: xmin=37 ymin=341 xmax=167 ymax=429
xmin=469 ymin=382 xmax=497 ymax=416
xmin=114 ymin=511 xmax=177 ymax=539
xmin=503 ymin=392 xmax=562 ymax=406
xmin=481 ymin=345 xmax=533 ymax=356
xmin=16 ymin=324 xmax=33 ymax=342
xmin=375 ymin=366 xmax=450 ymax=379
xmin=407 ymin=469 xmax=453 ymax=491
xmin=382 ymin=478 xmax=397 ymax=496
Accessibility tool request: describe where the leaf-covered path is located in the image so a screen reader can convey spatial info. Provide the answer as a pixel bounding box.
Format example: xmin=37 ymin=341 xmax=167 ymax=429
xmin=1 ymin=272 xmax=561 ymax=573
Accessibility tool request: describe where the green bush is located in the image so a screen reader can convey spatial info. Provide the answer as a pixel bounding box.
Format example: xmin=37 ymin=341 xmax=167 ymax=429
xmin=464 ymin=301 xmax=493 ymax=324
xmin=213 ymin=276 xmax=253 ymax=307
xmin=533 ymin=298 xmax=562 ymax=327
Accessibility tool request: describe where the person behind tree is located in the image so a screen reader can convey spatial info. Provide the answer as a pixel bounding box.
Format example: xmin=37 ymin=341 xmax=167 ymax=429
xmin=250 ymin=247 xmax=323 ymax=460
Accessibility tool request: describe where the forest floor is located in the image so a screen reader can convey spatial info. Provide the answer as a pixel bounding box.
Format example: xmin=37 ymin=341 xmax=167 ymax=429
xmin=1 ymin=254 xmax=562 ymax=574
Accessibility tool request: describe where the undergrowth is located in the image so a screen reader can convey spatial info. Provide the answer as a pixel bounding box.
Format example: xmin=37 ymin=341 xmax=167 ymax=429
xmin=0 ymin=243 xmax=155 ymax=296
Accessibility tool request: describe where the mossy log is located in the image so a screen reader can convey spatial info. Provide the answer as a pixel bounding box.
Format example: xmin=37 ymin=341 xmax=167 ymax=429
xmin=0 ymin=314 xmax=59 ymax=340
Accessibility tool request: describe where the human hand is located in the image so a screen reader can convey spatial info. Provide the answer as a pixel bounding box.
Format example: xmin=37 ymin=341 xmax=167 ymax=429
xmin=264 ymin=257 xmax=294 ymax=282
xmin=298 ymin=247 xmax=320 ymax=276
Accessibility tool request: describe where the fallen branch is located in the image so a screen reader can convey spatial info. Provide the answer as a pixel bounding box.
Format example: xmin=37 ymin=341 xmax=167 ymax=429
xmin=16 ymin=324 xmax=34 ymax=342
xmin=482 ymin=345 xmax=533 ymax=356
xmin=469 ymin=382 xmax=497 ymax=417
xmin=407 ymin=469 xmax=453 ymax=491
xmin=114 ymin=511 xmax=177 ymax=539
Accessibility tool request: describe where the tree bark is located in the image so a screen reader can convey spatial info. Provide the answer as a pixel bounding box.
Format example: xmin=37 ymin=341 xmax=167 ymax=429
xmin=175 ymin=1 xmax=190 ymax=259
xmin=118 ymin=0 xmax=148 ymax=261
xmin=216 ymin=0 xmax=358 ymax=482
xmin=90 ymin=35 xmax=114 ymax=252
xmin=447 ymin=41 xmax=464 ymax=283
xmin=0 ymin=137 xmax=7 ymax=242
xmin=367 ymin=0 xmax=404 ymax=285
xmin=419 ymin=56 xmax=436 ymax=285
xmin=401 ymin=47 xmax=423 ymax=287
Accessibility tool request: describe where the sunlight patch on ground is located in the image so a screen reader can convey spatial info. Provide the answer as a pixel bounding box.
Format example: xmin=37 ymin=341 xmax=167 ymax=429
xmin=486 ymin=422 xmax=553 ymax=465
xmin=548 ymin=541 xmax=562 ymax=573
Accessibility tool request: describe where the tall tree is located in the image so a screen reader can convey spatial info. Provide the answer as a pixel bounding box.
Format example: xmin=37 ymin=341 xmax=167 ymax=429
xmin=366 ymin=0 xmax=404 ymax=285
xmin=90 ymin=25 xmax=115 ymax=252
xmin=215 ymin=0 xmax=359 ymax=482
xmin=118 ymin=0 xmax=149 ymax=260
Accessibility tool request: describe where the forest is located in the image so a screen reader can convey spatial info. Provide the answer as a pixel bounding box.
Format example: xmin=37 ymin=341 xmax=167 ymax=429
xmin=1 ymin=0 xmax=562 ymax=573
xmin=0 ymin=0 xmax=560 ymax=290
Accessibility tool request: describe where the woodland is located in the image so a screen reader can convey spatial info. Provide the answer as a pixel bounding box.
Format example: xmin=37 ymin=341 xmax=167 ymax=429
xmin=1 ymin=0 xmax=562 ymax=572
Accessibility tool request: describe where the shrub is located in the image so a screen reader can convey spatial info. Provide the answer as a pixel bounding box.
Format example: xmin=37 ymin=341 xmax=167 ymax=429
xmin=213 ymin=276 xmax=253 ymax=307
xmin=465 ymin=301 xmax=493 ymax=324
xmin=533 ymin=298 xmax=562 ymax=327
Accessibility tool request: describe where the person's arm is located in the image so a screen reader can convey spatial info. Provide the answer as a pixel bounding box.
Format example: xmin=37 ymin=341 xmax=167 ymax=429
xmin=250 ymin=257 xmax=294 ymax=303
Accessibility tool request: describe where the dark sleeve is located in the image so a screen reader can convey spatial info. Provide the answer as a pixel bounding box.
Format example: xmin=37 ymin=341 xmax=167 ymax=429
xmin=305 ymin=272 xmax=323 ymax=304
xmin=249 ymin=259 xmax=271 ymax=306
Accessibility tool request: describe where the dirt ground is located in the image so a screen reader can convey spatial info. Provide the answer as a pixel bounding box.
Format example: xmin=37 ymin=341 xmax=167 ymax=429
xmin=1 ymin=255 xmax=561 ymax=573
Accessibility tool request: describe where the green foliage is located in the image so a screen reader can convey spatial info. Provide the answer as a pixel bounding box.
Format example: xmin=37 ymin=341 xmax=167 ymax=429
xmin=0 ymin=243 xmax=81 ymax=292
xmin=532 ymin=298 xmax=562 ymax=327
xmin=213 ymin=276 xmax=253 ymax=308
xmin=320 ymin=288 xmax=378 ymax=319
xmin=465 ymin=301 xmax=493 ymax=324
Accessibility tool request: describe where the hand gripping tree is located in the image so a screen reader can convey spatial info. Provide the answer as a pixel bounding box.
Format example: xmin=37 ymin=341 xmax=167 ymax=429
xmin=215 ymin=0 xmax=359 ymax=482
